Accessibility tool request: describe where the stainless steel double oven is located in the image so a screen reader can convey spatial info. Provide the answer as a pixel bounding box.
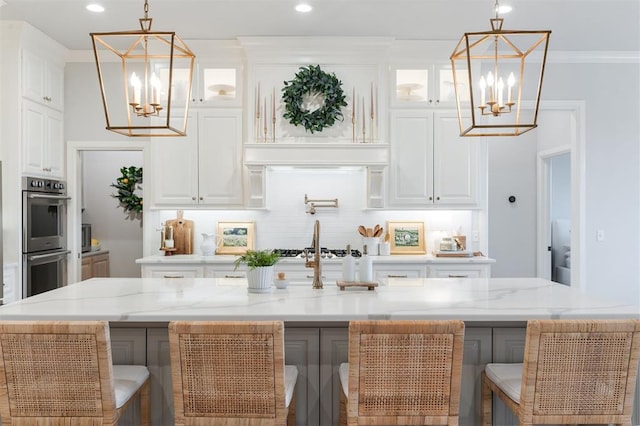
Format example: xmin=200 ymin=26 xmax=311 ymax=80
xmin=22 ymin=177 xmax=70 ymax=297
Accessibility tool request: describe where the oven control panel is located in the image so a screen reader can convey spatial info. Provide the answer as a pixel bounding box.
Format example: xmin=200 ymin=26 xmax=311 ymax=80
xmin=22 ymin=177 xmax=66 ymax=194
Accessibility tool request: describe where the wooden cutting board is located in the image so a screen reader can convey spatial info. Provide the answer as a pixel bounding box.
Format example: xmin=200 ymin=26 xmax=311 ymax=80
xmin=165 ymin=210 xmax=194 ymax=255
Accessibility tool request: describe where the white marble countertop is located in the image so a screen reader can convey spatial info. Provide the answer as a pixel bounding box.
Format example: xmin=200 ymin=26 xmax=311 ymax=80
xmin=136 ymin=254 xmax=496 ymax=265
xmin=0 ymin=277 xmax=636 ymax=323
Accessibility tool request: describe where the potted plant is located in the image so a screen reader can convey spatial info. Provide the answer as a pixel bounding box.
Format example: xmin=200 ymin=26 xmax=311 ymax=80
xmin=233 ymin=249 xmax=280 ymax=293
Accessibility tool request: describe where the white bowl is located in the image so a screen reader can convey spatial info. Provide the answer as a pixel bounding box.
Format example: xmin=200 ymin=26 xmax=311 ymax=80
xmin=274 ymin=279 xmax=288 ymax=289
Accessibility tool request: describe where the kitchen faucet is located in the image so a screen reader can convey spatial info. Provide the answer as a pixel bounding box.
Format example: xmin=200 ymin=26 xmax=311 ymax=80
xmin=305 ymin=219 xmax=323 ymax=289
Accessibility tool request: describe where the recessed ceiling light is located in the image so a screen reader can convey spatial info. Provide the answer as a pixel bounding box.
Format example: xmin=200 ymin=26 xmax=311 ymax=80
xmin=86 ymin=4 xmax=105 ymax=13
xmin=497 ymin=5 xmax=512 ymax=14
xmin=295 ymin=3 xmax=313 ymax=13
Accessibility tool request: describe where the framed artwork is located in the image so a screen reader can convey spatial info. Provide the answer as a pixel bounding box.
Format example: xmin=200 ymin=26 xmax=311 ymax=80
xmin=216 ymin=222 xmax=255 ymax=255
xmin=387 ymin=221 xmax=426 ymax=254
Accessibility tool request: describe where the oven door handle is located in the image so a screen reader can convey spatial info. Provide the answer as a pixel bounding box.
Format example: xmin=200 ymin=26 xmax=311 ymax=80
xmin=26 ymin=250 xmax=71 ymax=261
xmin=26 ymin=193 xmax=71 ymax=201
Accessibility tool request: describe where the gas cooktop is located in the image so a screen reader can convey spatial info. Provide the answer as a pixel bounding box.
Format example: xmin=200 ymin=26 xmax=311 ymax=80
xmin=274 ymin=248 xmax=362 ymax=259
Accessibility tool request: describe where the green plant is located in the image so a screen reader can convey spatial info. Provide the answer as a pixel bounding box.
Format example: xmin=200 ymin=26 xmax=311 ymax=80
xmin=233 ymin=249 xmax=280 ymax=271
xmin=111 ymin=166 xmax=143 ymax=214
xmin=282 ymin=64 xmax=347 ymax=133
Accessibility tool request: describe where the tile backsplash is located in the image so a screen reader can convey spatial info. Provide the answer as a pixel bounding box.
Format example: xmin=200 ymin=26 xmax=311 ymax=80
xmin=150 ymin=167 xmax=479 ymax=255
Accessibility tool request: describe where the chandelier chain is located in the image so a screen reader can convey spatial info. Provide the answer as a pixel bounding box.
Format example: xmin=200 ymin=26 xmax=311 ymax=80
xmin=143 ymin=0 xmax=149 ymax=19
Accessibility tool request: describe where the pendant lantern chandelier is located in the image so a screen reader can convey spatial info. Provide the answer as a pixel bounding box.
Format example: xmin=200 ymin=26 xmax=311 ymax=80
xmin=90 ymin=0 xmax=195 ymax=137
xmin=450 ymin=0 xmax=551 ymax=137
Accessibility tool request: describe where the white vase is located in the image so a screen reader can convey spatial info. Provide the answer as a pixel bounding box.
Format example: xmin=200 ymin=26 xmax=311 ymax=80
xmin=247 ymin=266 xmax=274 ymax=293
xmin=201 ymin=233 xmax=216 ymax=256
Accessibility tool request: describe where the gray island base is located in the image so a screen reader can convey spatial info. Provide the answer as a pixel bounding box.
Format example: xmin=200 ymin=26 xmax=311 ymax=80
xmin=0 ymin=277 xmax=637 ymax=425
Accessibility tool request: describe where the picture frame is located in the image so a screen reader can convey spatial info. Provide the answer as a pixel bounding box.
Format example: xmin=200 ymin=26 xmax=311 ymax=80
xmin=216 ymin=222 xmax=255 ymax=255
xmin=387 ymin=221 xmax=426 ymax=254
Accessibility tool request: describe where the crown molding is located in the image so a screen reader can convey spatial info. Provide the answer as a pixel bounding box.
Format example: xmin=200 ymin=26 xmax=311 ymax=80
xmin=548 ymin=50 xmax=640 ymax=64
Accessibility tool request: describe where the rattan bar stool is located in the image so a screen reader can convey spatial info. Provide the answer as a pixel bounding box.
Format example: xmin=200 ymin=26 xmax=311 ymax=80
xmin=168 ymin=320 xmax=298 ymax=426
xmin=338 ymin=320 xmax=465 ymax=426
xmin=482 ymin=319 xmax=640 ymax=426
xmin=0 ymin=320 xmax=150 ymax=425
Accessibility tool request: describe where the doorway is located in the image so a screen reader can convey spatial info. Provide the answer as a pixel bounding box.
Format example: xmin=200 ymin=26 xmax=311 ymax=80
xmin=538 ymin=150 xmax=571 ymax=284
xmin=81 ymin=150 xmax=143 ymax=277
xmin=66 ymin=142 xmax=148 ymax=284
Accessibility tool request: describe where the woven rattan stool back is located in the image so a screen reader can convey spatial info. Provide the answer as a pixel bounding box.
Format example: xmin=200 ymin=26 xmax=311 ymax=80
xmin=168 ymin=321 xmax=292 ymax=426
xmin=483 ymin=319 xmax=640 ymax=426
xmin=342 ymin=320 xmax=465 ymax=425
xmin=523 ymin=319 xmax=640 ymax=424
xmin=0 ymin=321 xmax=122 ymax=425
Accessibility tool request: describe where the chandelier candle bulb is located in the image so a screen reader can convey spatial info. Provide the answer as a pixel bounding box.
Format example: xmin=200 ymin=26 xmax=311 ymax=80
xmin=507 ymin=72 xmax=515 ymax=104
xmin=130 ymin=73 xmax=141 ymax=105
xmin=150 ymin=72 xmax=160 ymax=105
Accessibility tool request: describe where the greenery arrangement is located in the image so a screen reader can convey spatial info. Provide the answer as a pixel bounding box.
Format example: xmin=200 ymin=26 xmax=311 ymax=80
xmin=282 ymin=64 xmax=348 ymax=134
xmin=111 ymin=166 xmax=143 ymax=214
xmin=233 ymin=249 xmax=281 ymax=271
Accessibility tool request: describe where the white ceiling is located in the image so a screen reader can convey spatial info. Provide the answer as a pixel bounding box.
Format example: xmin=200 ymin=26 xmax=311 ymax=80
xmin=1 ymin=0 xmax=638 ymax=52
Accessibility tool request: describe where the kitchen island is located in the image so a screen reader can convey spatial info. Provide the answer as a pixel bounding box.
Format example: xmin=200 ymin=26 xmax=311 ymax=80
xmin=0 ymin=277 xmax=637 ymax=425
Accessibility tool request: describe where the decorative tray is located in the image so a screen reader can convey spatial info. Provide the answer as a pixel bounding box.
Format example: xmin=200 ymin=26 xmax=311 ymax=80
xmin=336 ymin=281 xmax=378 ymax=291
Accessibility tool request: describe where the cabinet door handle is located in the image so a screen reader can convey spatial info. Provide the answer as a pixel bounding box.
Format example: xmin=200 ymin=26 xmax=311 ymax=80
xmin=224 ymin=275 xmax=244 ymax=279
xmin=387 ymin=274 xmax=408 ymax=278
xmin=199 ymin=196 xmax=203 ymax=201
xmin=436 ymin=196 xmax=440 ymax=201
xmin=428 ymin=196 xmax=433 ymax=201
xmin=192 ymin=196 xmax=197 ymax=201
xmin=448 ymin=274 xmax=468 ymax=278
xmin=163 ymin=274 xmax=184 ymax=278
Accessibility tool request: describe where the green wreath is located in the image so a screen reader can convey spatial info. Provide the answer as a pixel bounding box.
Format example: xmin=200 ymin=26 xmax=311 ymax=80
xmin=111 ymin=166 xmax=143 ymax=213
xmin=282 ymin=65 xmax=348 ymax=134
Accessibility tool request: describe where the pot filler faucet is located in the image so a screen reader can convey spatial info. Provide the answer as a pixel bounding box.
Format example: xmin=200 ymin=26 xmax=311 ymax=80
xmin=305 ymin=220 xmax=323 ymax=289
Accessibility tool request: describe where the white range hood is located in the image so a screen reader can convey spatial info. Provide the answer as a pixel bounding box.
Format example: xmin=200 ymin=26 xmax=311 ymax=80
xmin=243 ymin=143 xmax=388 ymax=209
xmin=243 ymin=143 xmax=388 ymax=167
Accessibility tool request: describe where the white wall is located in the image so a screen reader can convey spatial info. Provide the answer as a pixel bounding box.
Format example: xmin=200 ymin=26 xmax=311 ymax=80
xmin=544 ymin=62 xmax=640 ymax=303
xmin=81 ymin=151 xmax=143 ymax=277
xmin=488 ymin=131 xmax=538 ymax=277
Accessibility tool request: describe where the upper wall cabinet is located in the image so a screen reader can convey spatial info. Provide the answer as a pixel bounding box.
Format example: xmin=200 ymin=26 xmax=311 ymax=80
xmin=392 ymin=64 xmax=469 ymax=108
xmin=161 ymin=62 xmax=243 ymax=108
xmin=21 ymin=99 xmax=64 ymax=178
xmin=150 ymin=109 xmax=244 ymax=208
xmin=388 ymin=109 xmax=485 ymax=208
xmin=22 ymin=48 xmax=64 ymax=111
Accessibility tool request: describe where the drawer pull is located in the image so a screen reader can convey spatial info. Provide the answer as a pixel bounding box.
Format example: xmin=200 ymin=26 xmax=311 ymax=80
xmin=448 ymin=274 xmax=468 ymax=278
xmin=224 ymin=275 xmax=244 ymax=279
xmin=163 ymin=275 xmax=184 ymax=279
xmin=306 ymin=275 xmax=327 ymax=279
xmin=387 ymin=274 xmax=408 ymax=278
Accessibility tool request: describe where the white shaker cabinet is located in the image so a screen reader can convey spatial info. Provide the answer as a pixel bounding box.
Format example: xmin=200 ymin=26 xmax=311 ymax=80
xmin=150 ymin=108 xmax=243 ymax=208
xmin=22 ymin=48 xmax=64 ymax=111
xmin=388 ymin=109 xmax=484 ymax=208
xmin=21 ymin=99 xmax=64 ymax=178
